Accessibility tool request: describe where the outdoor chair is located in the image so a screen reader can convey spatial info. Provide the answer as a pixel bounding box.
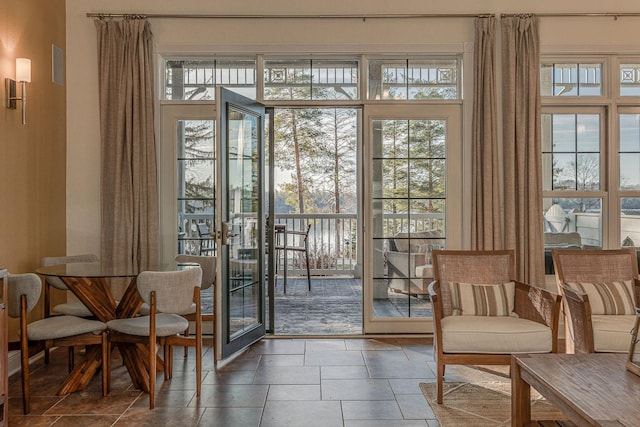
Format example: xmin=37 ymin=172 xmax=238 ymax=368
xmin=275 ymin=223 xmax=311 ymax=292
xmin=7 ymin=273 xmax=109 ymax=414
xmin=106 ymin=268 xmax=203 ymax=409
xmin=429 ymin=250 xmax=561 ymax=404
xmin=196 ymin=222 xmax=216 ymax=255
xmin=552 ymin=248 xmax=640 ymax=354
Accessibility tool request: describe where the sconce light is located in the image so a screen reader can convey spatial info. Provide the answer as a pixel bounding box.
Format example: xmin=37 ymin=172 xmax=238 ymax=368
xmin=5 ymin=58 xmax=31 ymax=125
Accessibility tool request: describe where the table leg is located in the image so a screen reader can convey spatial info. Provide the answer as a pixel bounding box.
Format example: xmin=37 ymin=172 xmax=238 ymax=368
xmin=511 ymin=355 xmax=531 ymax=427
xmin=57 ymin=345 xmax=103 ymax=395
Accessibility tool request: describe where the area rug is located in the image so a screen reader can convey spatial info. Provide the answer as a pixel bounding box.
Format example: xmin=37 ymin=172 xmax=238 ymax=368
xmin=420 ymin=381 xmax=574 ymax=427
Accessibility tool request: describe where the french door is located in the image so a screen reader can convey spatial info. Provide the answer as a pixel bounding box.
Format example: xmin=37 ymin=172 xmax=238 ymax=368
xmin=216 ymin=88 xmax=267 ymax=358
xmin=160 ymin=88 xmax=267 ymax=361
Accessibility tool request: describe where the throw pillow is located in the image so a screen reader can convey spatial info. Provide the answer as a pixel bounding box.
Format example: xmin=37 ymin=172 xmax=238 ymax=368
xmin=449 ymin=281 xmax=515 ymax=316
xmin=565 ymin=280 xmax=635 ymax=315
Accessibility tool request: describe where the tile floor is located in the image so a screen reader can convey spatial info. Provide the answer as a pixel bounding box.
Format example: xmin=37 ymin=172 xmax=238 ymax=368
xmin=7 ymin=337 xmax=450 ymax=426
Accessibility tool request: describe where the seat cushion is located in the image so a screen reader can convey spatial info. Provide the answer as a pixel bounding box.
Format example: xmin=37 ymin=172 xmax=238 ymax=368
xmin=441 ymin=315 xmax=552 ymax=354
xmin=53 ymin=302 xmax=93 ymax=317
xmin=591 ymin=314 xmax=637 ymax=353
xmin=107 ymin=313 xmax=189 ymax=337
xmin=415 ymin=265 xmax=433 ymax=278
xmin=28 ymin=315 xmax=106 ymax=341
xmin=138 ymin=302 xmax=196 ymax=316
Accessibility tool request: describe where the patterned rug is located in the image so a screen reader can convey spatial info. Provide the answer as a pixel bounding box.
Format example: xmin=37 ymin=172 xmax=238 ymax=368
xmin=420 ymin=381 xmax=575 ymax=427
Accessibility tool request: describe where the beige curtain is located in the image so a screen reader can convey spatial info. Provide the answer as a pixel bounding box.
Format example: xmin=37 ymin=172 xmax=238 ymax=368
xmin=95 ymin=18 xmax=159 ymax=271
xmin=471 ymin=16 xmax=502 ymax=250
xmin=501 ymin=16 xmax=544 ymax=285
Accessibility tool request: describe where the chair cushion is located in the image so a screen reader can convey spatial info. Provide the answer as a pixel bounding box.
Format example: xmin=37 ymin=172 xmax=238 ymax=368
xmin=449 ymin=282 xmax=515 ymax=316
xmin=566 ymin=280 xmax=635 ymax=315
xmin=591 ymin=314 xmax=637 ymax=353
xmin=415 ymin=265 xmax=434 ymax=279
xmin=107 ymin=313 xmax=189 ymax=337
xmin=28 ymin=316 xmax=106 ymax=341
xmin=53 ymin=302 xmax=93 ymax=317
xmin=440 ymin=315 xmax=552 ymax=354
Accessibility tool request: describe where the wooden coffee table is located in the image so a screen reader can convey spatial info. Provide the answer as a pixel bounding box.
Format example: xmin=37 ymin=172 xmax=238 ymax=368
xmin=512 ymin=353 xmax=640 ymax=426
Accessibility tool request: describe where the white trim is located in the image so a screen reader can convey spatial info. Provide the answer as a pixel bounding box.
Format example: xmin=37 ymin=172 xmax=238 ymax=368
xmin=542 ymin=44 xmax=640 ymax=55
xmin=155 ymin=43 xmax=466 ymax=55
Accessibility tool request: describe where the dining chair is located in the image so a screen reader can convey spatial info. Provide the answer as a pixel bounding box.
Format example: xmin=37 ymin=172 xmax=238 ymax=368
xmin=429 ymin=250 xmax=562 ymax=404
xmin=275 ymin=223 xmax=311 ymax=292
xmin=175 ymin=254 xmax=216 ymax=361
xmin=552 ymin=248 xmax=640 ymax=354
xmin=7 ymin=273 xmax=109 ymax=414
xmin=106 ymin=268 xmax=203 ymax=409
xmin=41 ymin=254 xmax=99 ymax=318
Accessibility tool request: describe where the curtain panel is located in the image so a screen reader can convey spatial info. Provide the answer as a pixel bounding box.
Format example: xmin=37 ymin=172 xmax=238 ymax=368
xmin=501 ymin=16 xmax=545 ymax=285
xmin=471 ymin=16 xmax=502 ymax=250
xmin=95 ymin=18 xmax=159 ymax=271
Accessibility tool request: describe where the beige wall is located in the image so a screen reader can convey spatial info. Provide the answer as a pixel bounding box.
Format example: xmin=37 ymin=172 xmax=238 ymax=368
xmin=1 ymin=0 xmax=66 ymax=339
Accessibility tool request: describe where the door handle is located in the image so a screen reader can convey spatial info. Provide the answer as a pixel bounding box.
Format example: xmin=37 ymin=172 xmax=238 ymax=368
xmin=220 ymin=222 xmax=238 ymax=245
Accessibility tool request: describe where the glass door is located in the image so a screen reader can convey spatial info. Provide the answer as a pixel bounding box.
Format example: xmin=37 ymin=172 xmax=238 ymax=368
xmin=216 ymin=88 xmax=266 ymax=358
xmin=363 ymin=105 xmax=462 ymax=334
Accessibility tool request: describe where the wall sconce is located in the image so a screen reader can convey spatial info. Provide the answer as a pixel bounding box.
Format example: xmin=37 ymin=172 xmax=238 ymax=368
xmin=5 ymin=58 xmax=31 ymax=125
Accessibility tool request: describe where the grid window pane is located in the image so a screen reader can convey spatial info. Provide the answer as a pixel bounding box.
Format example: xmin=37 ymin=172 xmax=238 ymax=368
xmin=621 ymin=198 xmax=640 ymax=246
xmin=542 ymin=113 xmax=601 ymax=191
xmin=543 ymin=197 xmax=602 ymax=247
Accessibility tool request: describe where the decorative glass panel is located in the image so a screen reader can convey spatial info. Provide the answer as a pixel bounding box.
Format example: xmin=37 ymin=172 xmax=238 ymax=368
xmin=264 ymin=59 xmax=358 ymax=100
xmin=164 ymin=59 xmax=256 ymax=100
xmin=620 ymin=64 xmax=640 ymax=96
xmin=368 ymin=58 xmax=460 ymax=100
xmin=540 ymin=63 xmax=602 ymax=96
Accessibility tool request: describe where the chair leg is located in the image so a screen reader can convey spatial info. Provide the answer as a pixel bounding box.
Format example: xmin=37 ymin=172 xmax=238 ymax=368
xmin=164 ymin=342 xmax=171 ymax=380
xmin=20 ymin=341 xmax=30 ymax=414
xmin=149 ymin=336 xmax=156 ymax=409
xmin=183 ymin=326 xmax=189 ymax=358
xmin=101 ymin=331 xmax=109 ymax=396
xmin=68 ymin=346 xmax=75 ymax=373
xmin=437 ymin=362 xmax=445 ymax=404
xmin=305 ymin=249 xmax=311 ymax=291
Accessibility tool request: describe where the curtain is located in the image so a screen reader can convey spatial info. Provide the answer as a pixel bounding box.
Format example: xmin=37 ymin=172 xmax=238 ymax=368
xmin=471 ymin=16 xmax=502 ymax=250
xmin=501 ymin=16 xmax=544 ymax=285
xmin=95 ymin=18 xmax=159 ymax=272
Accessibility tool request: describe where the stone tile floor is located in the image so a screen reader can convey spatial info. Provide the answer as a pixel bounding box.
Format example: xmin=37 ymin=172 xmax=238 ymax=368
xmin=6 ymin=337 xmax=469 ymax=427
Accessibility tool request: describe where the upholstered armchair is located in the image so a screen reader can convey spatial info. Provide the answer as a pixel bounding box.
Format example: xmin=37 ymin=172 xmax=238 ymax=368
xmin=386 ymin=230 xmax=443 ymax=297
xmin=552 ymin=248 xmax=640 ymax=354
xmin=428 ymin=250 xmax=561 ymax=404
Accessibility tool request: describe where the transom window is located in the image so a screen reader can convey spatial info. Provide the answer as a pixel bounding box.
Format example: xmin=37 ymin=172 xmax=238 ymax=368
xmin=164 ymin=59 xmax=256 ymax=100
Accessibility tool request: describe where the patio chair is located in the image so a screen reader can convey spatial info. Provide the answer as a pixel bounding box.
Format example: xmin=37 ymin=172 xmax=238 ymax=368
xmin=552 ymin=248 xmax=640 ymax=354
xmin=7 ymin=273 xmax=109 ymax=414
xmin=275 ymin=223 xmax=311 ymax=293
xmin=107 ymin=268 xmax=203 ymax=409
xmin=429 ymin=250 xmax=561 ymax=404
xmin=196 ymin=222 xmax=216 ymax=255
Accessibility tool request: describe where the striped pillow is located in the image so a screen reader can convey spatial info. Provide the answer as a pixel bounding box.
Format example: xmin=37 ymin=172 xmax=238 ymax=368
xmin=449 ymin=282 xmax=515 ymax=316
xmin=565 ymin=280 xmax=635 ymax=315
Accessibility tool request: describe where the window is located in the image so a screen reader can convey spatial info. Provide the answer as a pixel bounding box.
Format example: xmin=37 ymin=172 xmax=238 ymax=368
xmin=263 ymin=58 xmax=359 ymax=100
xmin=542 ymin=56 xmax=640 ymax=267
xmin=164 ymin=59 xmax=256 ymax=100
xmin=368 ymin=58 xmax=461 ymax=100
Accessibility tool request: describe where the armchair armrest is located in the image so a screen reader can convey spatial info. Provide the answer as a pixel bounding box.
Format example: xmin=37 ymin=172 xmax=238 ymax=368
xmin=561 ymin=285 xmax=595 ymax=353
xmin=513 ymin=281 xmax=561 ymax=327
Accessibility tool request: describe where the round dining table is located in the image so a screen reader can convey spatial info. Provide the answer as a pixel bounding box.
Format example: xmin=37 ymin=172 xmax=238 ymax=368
xmin=35 ymin=261 xmax=199 ymax=395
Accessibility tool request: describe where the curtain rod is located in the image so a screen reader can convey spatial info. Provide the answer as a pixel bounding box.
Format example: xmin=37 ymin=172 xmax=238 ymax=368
xmin=502 ymin=12 xmax=640 ymax=18
xmin=86 ymin=12 xmax=493 ymax=20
